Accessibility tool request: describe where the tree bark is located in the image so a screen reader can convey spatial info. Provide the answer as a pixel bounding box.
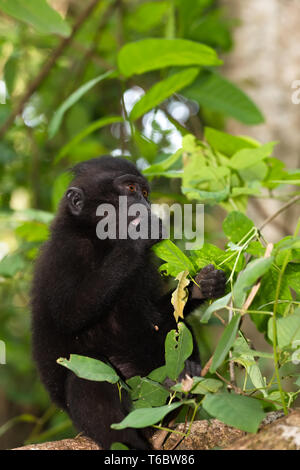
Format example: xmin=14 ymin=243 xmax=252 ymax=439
xmin=13 ymin=409 xmax=300 ymax=450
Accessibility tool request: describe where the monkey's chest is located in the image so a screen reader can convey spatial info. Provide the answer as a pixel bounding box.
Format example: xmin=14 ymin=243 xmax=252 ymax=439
xmin=84 ymin=305 xmax=161 ymax=346
xmin=79 ymin=302 xmax=165 ymax=375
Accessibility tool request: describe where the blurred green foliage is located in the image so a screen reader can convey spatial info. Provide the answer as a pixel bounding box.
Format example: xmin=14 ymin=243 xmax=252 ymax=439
xmin=0 ymin=0 xmax=299 ymax=448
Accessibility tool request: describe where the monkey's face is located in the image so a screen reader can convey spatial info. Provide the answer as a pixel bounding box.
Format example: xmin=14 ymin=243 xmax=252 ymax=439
xmin=64 ymin=170 xmax=153 ymax=241
xmin=112 ymin=173 xmax=151 ymax=224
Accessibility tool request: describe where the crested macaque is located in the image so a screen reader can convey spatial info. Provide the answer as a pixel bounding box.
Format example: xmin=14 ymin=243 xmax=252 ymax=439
xmin=31 ymin=156 xmax=226 ymax=449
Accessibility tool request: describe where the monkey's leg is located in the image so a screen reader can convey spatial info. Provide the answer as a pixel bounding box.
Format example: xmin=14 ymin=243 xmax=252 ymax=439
xmin=65 ymin=373 xmax=149 ymax=450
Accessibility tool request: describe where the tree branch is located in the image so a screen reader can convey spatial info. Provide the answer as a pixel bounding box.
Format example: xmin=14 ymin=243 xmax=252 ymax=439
xmin=259 ymin=195 xmax=300 ymax=232
xmin=13 ymin=410 xmax=297 ymax=450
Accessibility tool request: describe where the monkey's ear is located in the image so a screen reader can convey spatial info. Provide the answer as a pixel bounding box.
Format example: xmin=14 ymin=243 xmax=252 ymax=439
xmin=66 ymin=187 xmax=85 ymax=215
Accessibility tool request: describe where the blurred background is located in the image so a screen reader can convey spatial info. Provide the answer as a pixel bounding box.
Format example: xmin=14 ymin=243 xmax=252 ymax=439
xmin=0 ymin=0 xmax=299 ymax=449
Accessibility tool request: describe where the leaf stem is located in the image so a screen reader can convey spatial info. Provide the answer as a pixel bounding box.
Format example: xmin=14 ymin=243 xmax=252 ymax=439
xmin=152 ymin=424 xmax=186 ymax=437
xmin=271 ymin=217 xmax=300 ymax=414
xmin=223 ymin=306 xmax=273 ymax=316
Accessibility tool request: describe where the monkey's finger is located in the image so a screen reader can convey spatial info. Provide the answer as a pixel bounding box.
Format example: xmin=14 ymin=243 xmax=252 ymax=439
xmin=201 ymin=264 xmax=215 ymax=274
xmin=195 ymin=264 xmax=214 ymax=282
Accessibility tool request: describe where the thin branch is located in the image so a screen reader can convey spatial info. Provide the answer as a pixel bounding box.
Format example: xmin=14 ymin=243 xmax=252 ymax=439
xmin=251 ymin=198 xmax=287 ymax=234
xmin=259 ymin=195 xmax=300 ymax=232
xmin=201 ymin=355 xmax=213 ymax=377
xmin=0 ymin=0 xmax=102 ymax=138
xmin=227 ymin=300 xmax=236 ymax=385
xmin=215 ymin=371 xmax=245 ymax=395
xmin=213 ymin=311 xmax=226 ymax=325
xmin=242 ymin=242 xmax=274 ymax=312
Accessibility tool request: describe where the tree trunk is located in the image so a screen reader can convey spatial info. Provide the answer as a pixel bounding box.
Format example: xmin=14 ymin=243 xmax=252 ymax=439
xmin=222 ymin=0 xmax=300 ymax=240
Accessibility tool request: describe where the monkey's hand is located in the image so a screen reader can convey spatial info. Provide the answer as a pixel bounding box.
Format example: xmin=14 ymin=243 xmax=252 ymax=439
xmin=191 ymin=264 xmax=226 ymax=300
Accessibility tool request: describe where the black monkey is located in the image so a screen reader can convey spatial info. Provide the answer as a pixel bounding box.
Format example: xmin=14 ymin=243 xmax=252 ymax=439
xmin=31 ymin=156 xmax=226 ymax=449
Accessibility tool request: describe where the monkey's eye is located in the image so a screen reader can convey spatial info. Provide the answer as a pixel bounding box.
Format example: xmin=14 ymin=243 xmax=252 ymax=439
xmin=127 ymin=184 xmax=136 ymax=192
xmin=142 ymin=190 xmax=148 ymax=198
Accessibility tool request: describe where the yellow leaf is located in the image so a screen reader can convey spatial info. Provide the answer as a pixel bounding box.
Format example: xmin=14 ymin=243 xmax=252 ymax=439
xmin=171 ymin=270 xmax=190 ymax=323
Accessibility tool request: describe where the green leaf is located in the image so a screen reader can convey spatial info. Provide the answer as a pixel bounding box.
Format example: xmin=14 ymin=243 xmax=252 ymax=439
xmin=202 ymin=393 xmax=265 ymax=433
xmin=275 ymin=237 xmax=300 ymax=254
xmin=111 ymin=402 xmax=183 ymax=429
xmin=263 ymin=157 xmax=287 ymax=189
xmin=57 ymin=355 xmax=119 ymax=384
xmin=274 ymin=238 xmax=300 ymax=265
xmin=132 ymin=128 xmax=158 ymax=162
xmin=232 ymin=337 xmax=266 ymax=396
xmin=238 ymin=162 xmax=268 ymax=183
xmin=201 ymin=293 xmax=232 ymax=324
xmin=48 ymin=70 xmax=116 ymax=138
xmin=233 ymin=257 xmax=274 ymax=308
xmin=210 ymin=314 xmax=241 ymax=373
xmin=268 ymin=309 xmax=300 ymax=349
xmin=184 ymin=72 xmax=264 ymax=125
xmin=147 ymin=366 xmax=167 ymax=383
xmin=285 ymin=263 xmax=300 ymax=291
xmin=130 ymin=68 xmax=199 ymax=121
xmin=153 ymin=240 xmax=195 ymax=276
xmin=126 ymin=1 xmax=169 ymax=33
xmin=191 ymin=378 xmax=223 ymax=394
xmin=0 ymin=253 xmax=25 ymax=278
xmin=251 ymin=266 xmax=293 ymax=331
xmin=190 ymin=242 xmax=244 ymax=273
xmin=146 ymin=169 xmax=183 ymax=179
xmin=126 ymin=377 xmax=169 ymax=408
xmin=229 ymin=142 xmax=276 ymax=170
xmin=176 ymin=0 xmax=210 ymax=37
xmin=118 ymin=39 xmax=222 ymax=77
xmin=246 ymin=241 xmax=266 ymax=258
xmin=52 ymin=171 xmax=73 ymax=211
xmin=231 ymin=185 xmax=261 ymax=197
xmin=142 ymin=149 xmax=182 ymax=176
xmin=223 ymin=211 xmax=255 ymax=244
xmin=204 ymin=127 xmax=259 ymax=157
xmin=15 ymin=221 xmax=49 ymax=242
xmin=55 ymin=116 xmax=123 ymax=163
xmin=182 ymin=186 xmax=230 ymax=204
xmin=0 ymin=0 xmax=71 ymax=36
xmin=181 ymin=136 xmax=232 ymax=199
xmin=165 ymin=323 xmax=193 ymax=381
xmin=4 ymin=51 xmax=19 ymax=95
xmin=110 ymin=442 xmax=129 ymax=450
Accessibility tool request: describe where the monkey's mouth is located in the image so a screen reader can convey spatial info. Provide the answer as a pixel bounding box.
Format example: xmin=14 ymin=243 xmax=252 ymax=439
xmin=130 ymin=216 xmax=141 ymax=227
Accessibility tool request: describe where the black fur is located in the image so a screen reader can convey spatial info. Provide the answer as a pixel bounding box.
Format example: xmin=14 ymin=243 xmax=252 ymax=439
xmin=31 ymin=156 xmax=226 ymax=449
